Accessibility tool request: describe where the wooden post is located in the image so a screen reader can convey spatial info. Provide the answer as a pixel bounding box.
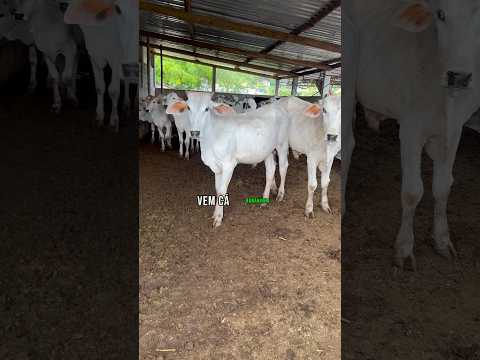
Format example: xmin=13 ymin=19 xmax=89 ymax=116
xmin=292 ymin=77 xmax=298 ymax=96
xmin=212 ymin=66 xmax=216 ymax=93
xmin=147 ymin=37 xmax=151 ymax=96
xmin=151 ymin=50 xmax=156 ymax=95
xmin=160 ymin=46 xmax=164 ymax=94
xmin=275 ymin=78 xmax=280 ymax=96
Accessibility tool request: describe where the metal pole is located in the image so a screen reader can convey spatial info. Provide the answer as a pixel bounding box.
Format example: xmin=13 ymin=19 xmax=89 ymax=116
xmin=292 ymin=77 xmax=298 ymax=96
xmin=160 ymin=45 xmax=164 ymax=94
xmin=147 ymin=37 xmax=151 ymax=96
xmin=275 ymin=78 xmax=280 ymax=96
xmin=212 ymin=66 xmax=216 ymax=93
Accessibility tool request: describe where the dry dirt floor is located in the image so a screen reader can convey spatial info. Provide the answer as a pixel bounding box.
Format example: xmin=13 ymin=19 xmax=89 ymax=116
xmin=343 ymin=116 xmax=480 ymax=359
xmin=139 ymin=139 xmax=341 ymax=359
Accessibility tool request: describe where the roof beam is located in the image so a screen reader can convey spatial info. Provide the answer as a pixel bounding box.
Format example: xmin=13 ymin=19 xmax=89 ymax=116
xmin=184 ymin=0 xmax=196 ymax=40
xmin=140 ymin=42 xmax=296 ymax=76
xmin=279 ymin=63 xmax=342 ymax=79
xmin=245 ymin=0 xmax=341 ymax=63
xmin=140 ymin=31 xmax=332 ymax=70
xmin=139 ymin=1 xmax=341 ymax=53
xmin=152 ymin=52 xmax=279 ymax=79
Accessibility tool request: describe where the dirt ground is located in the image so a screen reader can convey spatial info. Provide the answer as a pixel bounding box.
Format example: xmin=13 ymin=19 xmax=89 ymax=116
xmin=342 ymin=116 xmax=480 ymax=359
xmin=139 ymin=139 xmax=341 ymax=359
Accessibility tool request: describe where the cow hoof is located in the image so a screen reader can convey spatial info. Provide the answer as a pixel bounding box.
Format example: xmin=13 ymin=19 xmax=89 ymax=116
xmin=434 ymin=240 xmax=457 ymax=260
xmin=276 ymin=192 xmax=284 ymax=202
xmin=393 ymin=252 xmax=417 ymax=274
xmin=322 ymin=205 xmax=332 ymax=214
xmin=212 ymin=217 xmax=222 ymax=228
xmin=305 ymin=210 xmax=315 ymax=218
xmin=51 ymin=105 xmax=61 ymax=114
xmin=185 ymin=154 xmax=190 ymax=160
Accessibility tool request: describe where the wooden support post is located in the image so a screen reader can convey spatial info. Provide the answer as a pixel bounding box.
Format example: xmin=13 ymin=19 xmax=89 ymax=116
xmin=292 ymin=77 xmax=298 ymax=96
xmin=212 ymin=66 xmax=216 ymax=93
xmin=147 ymin=37 xmax=151 ymax=96
xmin=275 ymin=79 xmax=280 ymax=96
xmin=160 ymin=46 xmax=164 ymax=94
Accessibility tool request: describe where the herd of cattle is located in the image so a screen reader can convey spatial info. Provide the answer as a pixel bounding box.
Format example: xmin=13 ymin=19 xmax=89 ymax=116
xmin=139 ymin=91 xmax=341 ymax=228
xmin=0 ymin=0 xmax=137 ymax=131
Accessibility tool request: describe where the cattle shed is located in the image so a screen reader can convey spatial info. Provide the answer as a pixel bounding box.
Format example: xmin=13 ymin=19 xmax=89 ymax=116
xmin=139 ymin=0 xmax=341 ymax=98
xmin=139 ymin=1 xmax=341 ymax=359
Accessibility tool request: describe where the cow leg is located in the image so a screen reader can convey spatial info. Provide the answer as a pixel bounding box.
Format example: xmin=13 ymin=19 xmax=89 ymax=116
xmin=395 ymin=127 xmax=424 ymax=270
xmin=165 ymin=122 xmax=172 ymax=148
xmin=27 ymin=45 xmax=37 ymax=93
xmin=178 ymin=129 xmax=184 ymax=157
xmin=261 ymin=153 xmax=276 ymax=206
xmin=44 ymin=56 xmax=61 ymax=113
xmin=305 ymin=155 xmax=319 ymax=218
xmin=63 ymin=45 xmax=78 ymax=107
xmin=91 ymin=61 xmax=105 ymax=127
xmin=212 ymin=165 xmax=235 ymax=228
xmin=158 ymin=127 xmax=166 ymax=151
xmin=195 ymin=140 xmax=200 ymax=152
xmin=150 ymin=123 xmax=155 ymax=144
xmin=431 ymin=131 xmax=462 ymax=259
xmin=108 ymin=64 xmax=121 ymax=132
xmin=184 ymin=132 xmax=191 ymax=159
xmin=320 ymin=155 xmax=334 ymax=214
xmin=276 ymin=143 xmax=289 ymax=201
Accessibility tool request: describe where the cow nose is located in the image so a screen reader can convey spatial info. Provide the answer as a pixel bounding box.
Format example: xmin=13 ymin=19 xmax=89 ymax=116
xmin=327 ymin=134 xmax=338 ymax=141
xmin=447 ymin=71 xmax=472 ymax=88
xmin=190 ymin=130 xmax=200 ymax=138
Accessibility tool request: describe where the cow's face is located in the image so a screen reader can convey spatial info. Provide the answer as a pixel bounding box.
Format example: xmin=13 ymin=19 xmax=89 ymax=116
xmin=394 ymin=0 xmax=480 ymax=89
xmin=145 ymin=96 xmax=162 ymax=113
xmin=184 ymin=92 xmax=214 ymax=140
xmin=304 ymin=95 xmax=341 ymax=144
xmin=322 ymin=95 xmax=341 ymax=143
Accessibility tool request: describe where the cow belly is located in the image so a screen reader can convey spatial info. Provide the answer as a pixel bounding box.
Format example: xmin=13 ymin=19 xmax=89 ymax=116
xmin=235 ymin=128 xmax=278 ymax=164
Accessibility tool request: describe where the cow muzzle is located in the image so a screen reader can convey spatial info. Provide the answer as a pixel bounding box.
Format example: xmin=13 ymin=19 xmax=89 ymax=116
xmin=190 ymin=130 xmax=200 ymax=138
xmin=446 ymin=71 xmax=472 ymax=89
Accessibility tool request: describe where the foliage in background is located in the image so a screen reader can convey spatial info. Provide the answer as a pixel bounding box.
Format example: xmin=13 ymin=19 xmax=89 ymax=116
xmin=155 ymin=57 xmax=212 ymax=91
xmin=215 ymin=68 xmax=276 ymax=95
xmin=155 ymin=55 xmax=340 ymax=97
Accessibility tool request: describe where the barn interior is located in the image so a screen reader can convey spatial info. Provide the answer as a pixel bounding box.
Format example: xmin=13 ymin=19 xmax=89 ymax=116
xmin=138 ymin=1 xmax=342 ymax=359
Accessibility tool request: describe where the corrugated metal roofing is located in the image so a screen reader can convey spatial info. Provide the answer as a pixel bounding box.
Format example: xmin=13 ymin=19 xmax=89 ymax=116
xmin=140 ymin=0 xmax=341 ymax=81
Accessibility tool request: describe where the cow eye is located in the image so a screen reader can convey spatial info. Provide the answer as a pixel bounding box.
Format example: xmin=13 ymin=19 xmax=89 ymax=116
xmin=437 ymin=9 xmax=446 ymax=22
xmin=205 ymin=108 xmax=209 ymax=112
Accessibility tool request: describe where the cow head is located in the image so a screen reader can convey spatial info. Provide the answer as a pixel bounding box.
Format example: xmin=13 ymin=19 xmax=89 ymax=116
xmin=145 ymin=95 xmax=163 ymax=113
xmin=393 ymin=0 xmax=480 ymax=89
xmin=304 ymin=94 xmax=341 ymax=143
xmin=166 ymin=92 xmax=234 ymax=140
xmin=64 ymin=0 xmax=121 ymax=26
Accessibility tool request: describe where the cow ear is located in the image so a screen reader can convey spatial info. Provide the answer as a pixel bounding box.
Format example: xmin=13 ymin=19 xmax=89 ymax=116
xmin=166 ymin=100 xmax=188 ymax=114
xmin=304 ymin=103 xmax=322 ymax=118
xmin=213 ymin=103 xmax=234 ymax=115
xmin=64 ymin=0 xmax=117 ymax=25
xmin=393 ymin=1 xmax=432 ymax=32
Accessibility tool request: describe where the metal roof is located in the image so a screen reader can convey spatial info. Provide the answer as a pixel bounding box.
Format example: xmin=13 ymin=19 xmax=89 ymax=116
xmin=140 ymin=0 xmax=342 ymax=81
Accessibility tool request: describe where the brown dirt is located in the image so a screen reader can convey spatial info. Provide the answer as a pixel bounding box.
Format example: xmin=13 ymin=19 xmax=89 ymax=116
xmin=139 ymin=143 xmax=341 ymax=360
xmin=343 ymin=117 xmax=480 ymax=359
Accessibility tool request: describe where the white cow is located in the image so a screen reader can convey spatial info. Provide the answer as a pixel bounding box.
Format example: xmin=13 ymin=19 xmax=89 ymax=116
xmin=146 ymin=95 xmax=172 ymax=151
xmin=165 ymin=92 xmax=194 ymax=159
xmin=14 ymin=0 xmax=78 ymax=112
xmin=279 ymin=95 xmax=341 ymax=217
xmin=343 ymin=0 xmax=480 ymax=269
xmin=166 ymin=92 xmax=290 ymax=228
xmin=64 ymin=0 xmax=138 ymax=132
xmin=0 ymin=0 xmax=38 ymax=92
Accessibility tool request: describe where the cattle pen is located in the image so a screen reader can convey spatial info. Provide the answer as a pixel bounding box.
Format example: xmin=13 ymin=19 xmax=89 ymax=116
xmin=139 ymin=0 xmax=341 ymax=359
